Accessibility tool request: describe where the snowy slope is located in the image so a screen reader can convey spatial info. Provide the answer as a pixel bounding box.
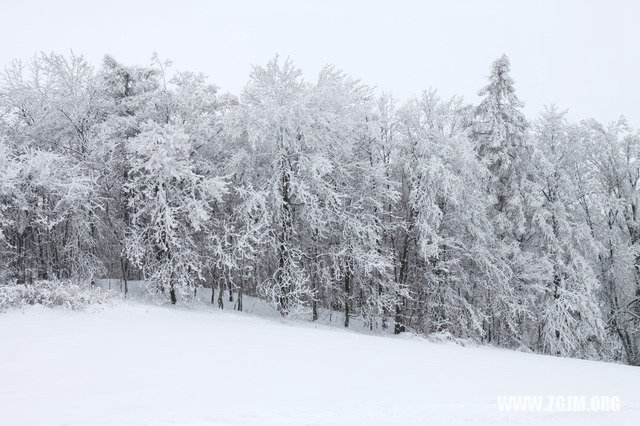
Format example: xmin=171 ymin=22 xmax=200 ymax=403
xmin=1 ymin=303 xmax=639 ymax=425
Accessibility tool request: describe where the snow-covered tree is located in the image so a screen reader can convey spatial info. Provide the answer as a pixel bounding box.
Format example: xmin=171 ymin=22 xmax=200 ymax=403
xmin=0 ymin=145 xmax=102 ymax=283
xmin=395 ymin=90 xmax=510 ymax=339
xmin=532 ymin=106 xmax=605 ymax=358
xmin=95 ymin=55 xmax=163 ymax=289
xmin=571 ymin=117 xmax=640 ymax=365
xmin=0 ymin=50 xmax=637 ymax=365
xmin=473 ymin=55 xmax=531 ymax=239
xmin=125 ymin=122 xmax=227 ymax=304
xmin=472 ymin=55 xmax=540 ymax=345
xmin=311 ymin=70 xmax=401 ymax=328
xmin=0 ymin=54 xmax=105 ymax=284
xmin=233 ymin=57 xmax=314 ymax=315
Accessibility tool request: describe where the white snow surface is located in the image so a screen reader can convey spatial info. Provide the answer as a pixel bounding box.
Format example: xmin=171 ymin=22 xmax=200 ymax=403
xmin=1 ymin=301 xmax=639 ymax=425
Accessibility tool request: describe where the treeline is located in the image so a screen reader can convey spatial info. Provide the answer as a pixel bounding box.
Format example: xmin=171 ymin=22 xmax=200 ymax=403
xmin=0 ymin=53 xmax=638 ymax=365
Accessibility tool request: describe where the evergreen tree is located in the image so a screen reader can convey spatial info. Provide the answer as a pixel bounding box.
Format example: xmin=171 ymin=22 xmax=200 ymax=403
xmin=472 ymin=55 xmax=539 ymax=346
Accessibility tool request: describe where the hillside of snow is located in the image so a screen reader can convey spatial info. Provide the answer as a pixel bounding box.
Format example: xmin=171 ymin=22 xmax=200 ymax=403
xmin=1 ymin=302 xmax=639 ymax=425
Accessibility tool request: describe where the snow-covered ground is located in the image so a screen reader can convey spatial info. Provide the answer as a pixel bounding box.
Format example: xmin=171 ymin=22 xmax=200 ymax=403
xmin=1 ymin=302 xmax=639 ymax=425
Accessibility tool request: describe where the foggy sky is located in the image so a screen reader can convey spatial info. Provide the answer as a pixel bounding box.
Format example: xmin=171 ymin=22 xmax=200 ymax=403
xmin=1 ymin=0 xmax=638 ymax=126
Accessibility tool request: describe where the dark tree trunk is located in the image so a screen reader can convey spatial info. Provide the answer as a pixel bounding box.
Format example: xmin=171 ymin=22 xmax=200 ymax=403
xmin=312 ymin=299 xmax=318 ymax=322
xmin=344 ymin=258 xmax=351 ymax=328
xmin=394 ymin=302 xmax=405 ymax=334
xmin=120 ymin=257 xmax=129 ymax=298
xmin=217 ymin=277 xmax=224 ymax=309
xmin=15 ymin=231 xmax=27 ymax=284
xmin=276 ymin=153 xmax=292 ymax=316
xmin=169 ymin=284 xmax=176 ymax=305
xmin=380 ymin=283 xmax=388 ymax=330
xmin=210 ymin=269 xmax=216 ymax=304
xmin=311 ymin=228 xmax=319 ymax=322
xmin=237 ymin=280 xmax=243 ymax=312
xmin=393 ymin=234 xmax=410 ymax=335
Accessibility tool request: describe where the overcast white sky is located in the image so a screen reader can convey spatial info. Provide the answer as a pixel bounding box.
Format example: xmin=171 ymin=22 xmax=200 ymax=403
xmin=1 ymin=0 xmax=638 ymax=126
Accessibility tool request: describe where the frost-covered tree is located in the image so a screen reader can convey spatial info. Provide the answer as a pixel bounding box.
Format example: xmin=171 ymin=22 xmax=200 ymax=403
xmin=532 ymin=106 xmax=605 ymax=358
xmin=0 ymin=140 xmax=20 ymax=282
xmin=0 ymin=144 xmax=102 ymax=283
xmin=472 ymin=55 xmax=539 ymax=345
xmin=571 ymin=118 xmax=640 ymax=365
xmin=396 ymin=90 xmax=510 ymax=339
xmin=473 ymin=55 xmax=531 ymax=238
xmin=1 ymin=50 xmax=638 ymax=365
xmin=234 ymin=57 xmax=314 ymax=315
xmin=125 ymin=122 xmax=226 ymax=304
xmin=311 ymin=71 xmax=401 ymax=328
xmin=231 ymin=58 xmax=402 ymax=321
xmin=0 ymin=54 xmax=105 ymax=284
xmin=95 ymin=55 xmax=163 ymax=289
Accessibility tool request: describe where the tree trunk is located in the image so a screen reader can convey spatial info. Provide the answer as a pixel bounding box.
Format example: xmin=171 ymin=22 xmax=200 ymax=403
xmin=344 ymin=258 xmax=351 ymax=328
xmin=312 ymin=299 xmax=318 ymax=322
xmin=311 ymin=229 xmax=319 ymax=322
xmin=120 ymin=257 xmax=129 ymax=298
xmin=393 ymin=235 xmax=409 ymax=334
xmin=217 ymin=278 xmax=224 ymax=309
xmin=394 ymin=301 xmax=405 ymax=334
xmin=169 ymin=283 xmax=177 ymax=305
xmin=210 ymin=269 xmax=216 ymax=304
xmin=276 ymin=155 xmax=292 ymax=316
xmin=237 ymin=279 xmax=243 ymax=312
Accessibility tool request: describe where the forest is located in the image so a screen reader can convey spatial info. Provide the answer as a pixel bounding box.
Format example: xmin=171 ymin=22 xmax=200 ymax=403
xmin=0 ymin=52 xmax=639 ymax=366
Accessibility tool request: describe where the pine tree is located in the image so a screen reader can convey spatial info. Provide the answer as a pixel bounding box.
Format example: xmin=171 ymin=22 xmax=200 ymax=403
xmin=472 ymin=55 xmax=536 ymax=345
